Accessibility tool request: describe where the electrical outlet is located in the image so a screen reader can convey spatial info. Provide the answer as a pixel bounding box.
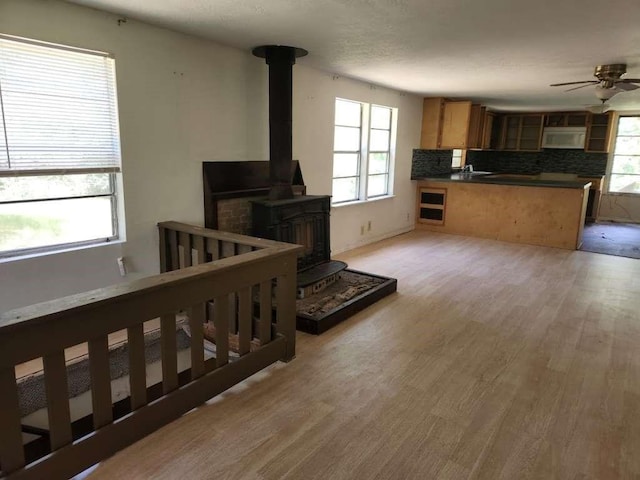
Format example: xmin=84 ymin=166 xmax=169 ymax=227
xmin=406 ymin=212 xmax=410 ymax=221
xmin=360 ymin=225 xmax=365 ymax=235
xmin=367 ymin=221 xmax=372 ymax=231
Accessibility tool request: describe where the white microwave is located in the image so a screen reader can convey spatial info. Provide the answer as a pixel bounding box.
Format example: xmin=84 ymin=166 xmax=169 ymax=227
xmin=541 ymin=127 xmax=586 ymax=149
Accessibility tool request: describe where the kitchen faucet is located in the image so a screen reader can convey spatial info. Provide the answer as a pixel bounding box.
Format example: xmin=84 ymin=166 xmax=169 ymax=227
xmin=462 ymin=164 xmax=474 ymax=173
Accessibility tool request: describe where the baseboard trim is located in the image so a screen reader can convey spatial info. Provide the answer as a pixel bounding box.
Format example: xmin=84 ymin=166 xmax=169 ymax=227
xmin=332 ymin=225 xmax=415 ymax=255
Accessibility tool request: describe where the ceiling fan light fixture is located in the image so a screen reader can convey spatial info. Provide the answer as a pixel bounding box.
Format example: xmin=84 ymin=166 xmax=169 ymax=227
xmin=594 ymin=85 xmax=619 ymax=100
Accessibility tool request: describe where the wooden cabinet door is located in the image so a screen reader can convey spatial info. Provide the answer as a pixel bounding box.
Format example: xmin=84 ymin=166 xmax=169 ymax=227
xmin=503 ymin=116 xmax=520 ymax=150
xmin=501 ymin=114 xmax=543 ymax=151
xmin=440 ymin=101 xmax=472 ymax=148
xmin=585 ymin=113 xmax=612 ymax=152
xmin=519 ymin=114 xmax=543 ymax=150
xmin=481 ymin=112 xmax=495 ymax=149
xmin=420 ymin=98 xmax=444 ymax=149
xmin=466 ymin=105 xmax=485 ymax=149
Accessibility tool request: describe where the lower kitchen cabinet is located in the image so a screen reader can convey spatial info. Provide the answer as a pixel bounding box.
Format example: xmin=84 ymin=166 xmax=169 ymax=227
xmin=417 ymin=187 xmax=446 ymax=225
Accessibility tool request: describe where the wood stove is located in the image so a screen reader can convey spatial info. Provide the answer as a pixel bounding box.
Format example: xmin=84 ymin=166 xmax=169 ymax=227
xmin=202 ymin=45 xmax=397 ymax=334
xmin=251 ymin=195 xmax=331 ymax=271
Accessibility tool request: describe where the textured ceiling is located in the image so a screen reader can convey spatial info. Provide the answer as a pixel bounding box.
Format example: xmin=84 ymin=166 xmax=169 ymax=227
xmin=67 ymin=0 xmax=640 ymax=112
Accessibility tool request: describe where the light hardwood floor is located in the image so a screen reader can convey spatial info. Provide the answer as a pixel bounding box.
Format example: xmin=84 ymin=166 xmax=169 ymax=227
xmin=84 ymin=230 xmax=640 ymax=480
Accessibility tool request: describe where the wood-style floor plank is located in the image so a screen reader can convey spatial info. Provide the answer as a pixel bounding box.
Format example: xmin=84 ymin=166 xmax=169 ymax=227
xmin=83 ymin=230 xmax=640 ymax=480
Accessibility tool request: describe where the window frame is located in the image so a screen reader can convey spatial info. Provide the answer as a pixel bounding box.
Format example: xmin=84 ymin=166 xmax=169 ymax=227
xmin=607 ymin=114 xmax=640 ymax=196
xmin=0 ymin=34 xmax=123 ymax=259
xmin=332 ymin=98 xmax=397 ymax=205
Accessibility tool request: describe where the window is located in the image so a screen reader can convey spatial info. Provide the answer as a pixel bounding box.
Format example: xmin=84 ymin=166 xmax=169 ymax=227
xmin=451 ymin=149 xmax=463 ymax=168
xmin=0 ymin=35 xmax=122 ymax=257
xmin=332 ymin=98 xmax=396 ymax=204
xmin=609 ymin=115 xmax=640 ymax=194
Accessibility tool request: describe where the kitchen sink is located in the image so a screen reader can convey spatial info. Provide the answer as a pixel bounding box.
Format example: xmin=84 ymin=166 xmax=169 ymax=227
xmin=451 ymin=171 xmax=493 ymax=179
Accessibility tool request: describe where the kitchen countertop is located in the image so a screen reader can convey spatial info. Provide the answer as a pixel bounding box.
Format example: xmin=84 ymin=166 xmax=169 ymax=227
xmin=415 ymin=172 xmax=592 ymax=189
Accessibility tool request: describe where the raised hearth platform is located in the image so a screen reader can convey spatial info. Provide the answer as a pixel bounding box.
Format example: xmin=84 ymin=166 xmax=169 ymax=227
xmin=296 ymin=269 xmax=397 ymax=335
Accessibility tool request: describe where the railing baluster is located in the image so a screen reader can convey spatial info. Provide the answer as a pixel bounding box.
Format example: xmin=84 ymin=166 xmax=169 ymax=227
xmin=43 ymin=351 xmax=72 ymax=449
xmin=237 ymin=287 xmax=252 ymax=356
xmin=169 ymin=230 xmax=179 ymax=271
xmin=194 ymin=235 xmax=206 ymax=264
xmin=89 ymin=336 xmax=113 ymax=429
xmin=214 ymin=296 xmax=229 ymax=367
xmin=161 ymin=314 xmax=178 ymax=394
xmin=277 ymin=261 xmax=298 ymax=361
xmin=228 ymin=293 xmax=238 ymax=335
xmin=0 ymin=367 xmax=25 ymax=473
xmin=127 ymin=323 xmax=147 ymax=410
xmin=189 ymin=304 xmax=206 ymax=379
xmin=221 ymin=241 xmax=235 ymax=258
xmin=259 ymin=280 xmax=272 ymax=345
xmin=238 ymin=244 xmax=252 ymax=255
xmin=179 ymin=232 xmax=192 ymax=268
xmin=158 ymin=226 xmax=168 ymax=273
xmin=207 ymin=237 xmax=220 ymax=260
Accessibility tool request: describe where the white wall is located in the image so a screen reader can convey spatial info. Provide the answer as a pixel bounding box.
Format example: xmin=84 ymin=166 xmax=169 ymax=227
xmin=599 ymin=194 xmax=640 ymax=222
xmin=0 ymin=0 xmax=421 ymax=311
xmin=293 ymin=69 xmax=422 ymax=253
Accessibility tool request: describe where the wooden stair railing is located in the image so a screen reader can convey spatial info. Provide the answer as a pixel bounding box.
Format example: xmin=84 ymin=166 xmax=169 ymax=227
xmin=0 ymin=222 xmax=301 ymax=480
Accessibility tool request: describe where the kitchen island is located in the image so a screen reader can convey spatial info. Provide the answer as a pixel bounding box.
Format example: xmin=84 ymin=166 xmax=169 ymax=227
xmin=415 ymin=173 xmax=591 ymax=250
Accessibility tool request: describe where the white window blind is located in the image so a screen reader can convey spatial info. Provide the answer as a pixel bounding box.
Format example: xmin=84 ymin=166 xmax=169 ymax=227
xmin=0 ymin=35 xmax=121 ymax=175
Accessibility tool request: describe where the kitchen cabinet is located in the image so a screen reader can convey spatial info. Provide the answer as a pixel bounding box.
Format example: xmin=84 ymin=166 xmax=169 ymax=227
xmin=585 ymin=113 xmax=612 ymax=152
xmin=501 ymin=114 xmax=544 ymax=151
xmin=481 ymin=111 xmax=495 ymax=149
xmin=440 ymin=101 xmax=473 ymax=148
xmin=420 ymin=98 xmax=445 ymax=149
xmin=581 ymin=176 xmax=604 ymax=221
xmin=466 ymin=104 xmax=486 ymax=149
xmin=545 ymin=112 xmax=587 ymax=127
xmin=420 ymin=98 xmax=474 ymax=149
xmin=417 ymin=187 xmax=446 ymax=225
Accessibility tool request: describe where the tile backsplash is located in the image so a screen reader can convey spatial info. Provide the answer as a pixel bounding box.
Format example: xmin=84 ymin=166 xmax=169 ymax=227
xmin=411 ymin=148 xmax=608 ymax=178
xmin=411 ymin=149 xmax=454 ymax=178
xmin=466 ymin=149 xmax=608 ymax=176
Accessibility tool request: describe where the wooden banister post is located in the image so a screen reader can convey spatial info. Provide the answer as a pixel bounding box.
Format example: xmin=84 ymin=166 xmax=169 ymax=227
xmin=276 ymin=253 xmax=298 ymax=361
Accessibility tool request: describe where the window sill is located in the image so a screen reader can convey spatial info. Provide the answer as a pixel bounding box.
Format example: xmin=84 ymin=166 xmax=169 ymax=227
xmin=605 ymin=192 xmax=640 ymax=197
xmin=0 ymin=238 xmax=124 ymax=264
xmin=332 ymin=194 xmax=396 ymax=208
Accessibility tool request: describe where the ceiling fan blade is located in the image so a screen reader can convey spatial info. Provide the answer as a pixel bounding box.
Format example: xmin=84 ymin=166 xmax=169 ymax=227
xmin=620 ymin=78 xmax=640 ymax=83
xmin=615 ymin=82 xmax=639 ymax=91
xmin=565 ymin=83 xmax=596 ymax=92
xmin=550 ymin=81 xmax=598 ymax=87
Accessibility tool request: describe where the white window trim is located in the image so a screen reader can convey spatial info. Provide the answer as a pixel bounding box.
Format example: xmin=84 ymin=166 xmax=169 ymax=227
xmin=0 ymin=34 xmax=124 ymax=258
xmin=605 ymin=111 xmax=640 ymax=196
xmin=332 ymin=98 xmax=397 ymax=205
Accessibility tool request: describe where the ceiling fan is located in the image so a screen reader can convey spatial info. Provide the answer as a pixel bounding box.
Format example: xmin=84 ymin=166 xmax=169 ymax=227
xmin=550 ymin=64 xmax=640 ymax=102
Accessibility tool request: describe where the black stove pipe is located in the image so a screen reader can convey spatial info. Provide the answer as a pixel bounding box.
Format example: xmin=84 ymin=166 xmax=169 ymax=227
xmin=252 ymin=45 xmax=308 ymax=201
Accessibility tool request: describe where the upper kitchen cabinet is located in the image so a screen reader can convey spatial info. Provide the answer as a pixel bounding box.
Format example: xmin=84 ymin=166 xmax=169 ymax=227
xmin=420 ymin=98 xmax=484 ymax=149
xmin=440 ymin=101 xmax=472 ymax=148
xmin=420 ymin=98 xmax=445 ymax=149
xmin=545 ymin=112 xmax=588 ymax=127
xmin=585 ymin=113 xmax=612 ymax=152
xmin=481 ymin=111 xmax=495 ymax=149
xmin=500 ymin=114 xmax=544 ymax=151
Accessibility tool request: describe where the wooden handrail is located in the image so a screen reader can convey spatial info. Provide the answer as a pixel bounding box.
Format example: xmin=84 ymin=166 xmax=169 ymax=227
xmin=157 ymin=221 xmax=287 ymax=250
xmin=0 ymin=223 xmax=301 ymax=479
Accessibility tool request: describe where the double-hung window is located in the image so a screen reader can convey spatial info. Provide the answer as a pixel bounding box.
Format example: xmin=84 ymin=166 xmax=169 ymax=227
xmin=609 ymin=115 xmax=640 ymax=194
xmin=0 ymin=35 xmax=122 ymax=258
xmin=332 ymin=98 xmax=396 ymax=204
